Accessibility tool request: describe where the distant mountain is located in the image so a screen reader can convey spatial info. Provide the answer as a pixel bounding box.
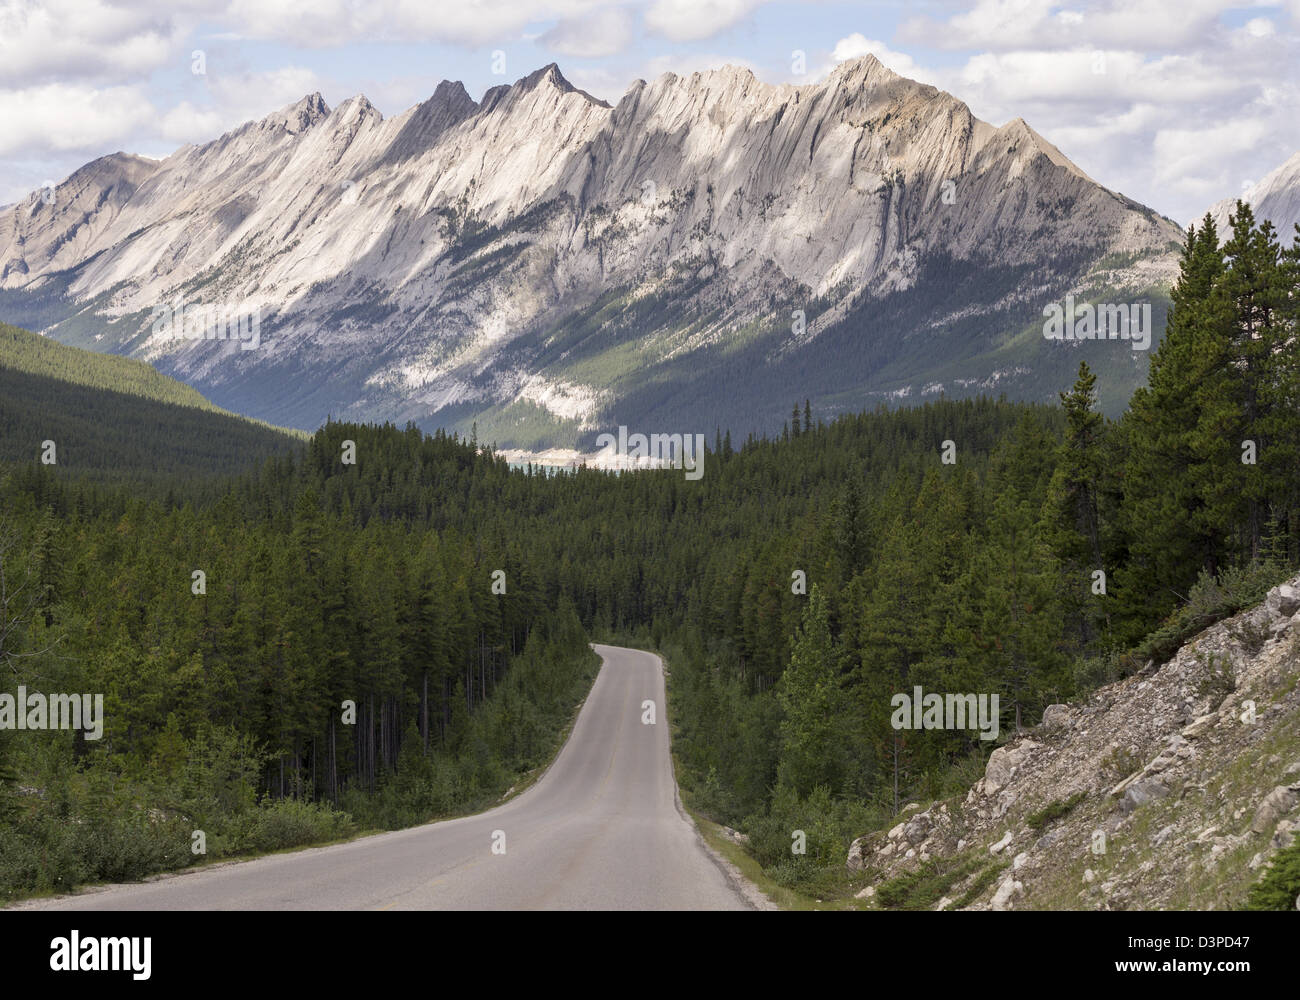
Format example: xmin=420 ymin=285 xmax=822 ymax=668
xmin=1210 ymin=152 xmax=1300 ymax=245
xmin=0 ymin=57 xmax=1183 ymax=444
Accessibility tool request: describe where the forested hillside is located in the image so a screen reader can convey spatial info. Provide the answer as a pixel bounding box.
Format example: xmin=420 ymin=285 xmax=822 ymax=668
xmin=0 ymin=203 xmax=1296 ymax=906
xmin=1 ymin=322 xmax=224 ymax=410
xmin=1 ymin=321 xmax=304 ymax=494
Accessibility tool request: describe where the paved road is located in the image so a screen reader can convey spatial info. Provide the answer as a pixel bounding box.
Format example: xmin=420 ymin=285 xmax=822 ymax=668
xmin=14 ymin=644 xmax=750 ymax=911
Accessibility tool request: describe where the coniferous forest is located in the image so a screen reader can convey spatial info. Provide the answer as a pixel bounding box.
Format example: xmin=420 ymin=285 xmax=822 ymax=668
xmin=1 ymin=206 xmax=1299 ymax=905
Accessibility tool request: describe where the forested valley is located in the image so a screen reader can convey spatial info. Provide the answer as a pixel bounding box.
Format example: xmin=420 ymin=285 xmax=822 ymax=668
xmin=1 ymin=205 xmax=1298 ymax=903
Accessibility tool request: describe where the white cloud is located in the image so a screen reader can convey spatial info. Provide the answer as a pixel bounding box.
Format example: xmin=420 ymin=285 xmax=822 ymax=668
xmin=644 ymin=0 xmax=768 ymax=42
xmin=0 ymin=82 xmax=156 ymax=156
xmin=1152 ymin=118 xmax=1274 ymax=205
xmin=224 ymin=0 xmax=614 ymax=48
xmin=541 ymin=6 xmax=635 ymax=56
xmin=156 ymin=101 xmax=231 ymax=146
xmin=209 ymin=65 xmax=326 ymax=118
xmin=0 ymin=0 xmax=183 ymax=86
xmin=150 ymin=66 xmax=330 ymax=146
xmin=1245 ymin=17 xmax=1276 ymax=38
xmin=899 ymin=0 xmax=1238 ymax=53
xmin=564 ymin=64 xmax=630 ymax=102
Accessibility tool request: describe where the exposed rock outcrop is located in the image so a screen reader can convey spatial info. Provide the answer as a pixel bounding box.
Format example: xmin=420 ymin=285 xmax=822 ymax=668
xmin=848 ymin=574 xmax=1300 ymax=910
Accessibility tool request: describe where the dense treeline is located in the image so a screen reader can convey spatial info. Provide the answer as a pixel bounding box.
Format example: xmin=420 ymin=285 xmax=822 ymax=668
xmin=0 ymin=321 xmax=303 ymax=496
xmin=0 ymin=203 xmax=1295 ymax=902
xmin=0 ymin=441 xmax=597 ymax=898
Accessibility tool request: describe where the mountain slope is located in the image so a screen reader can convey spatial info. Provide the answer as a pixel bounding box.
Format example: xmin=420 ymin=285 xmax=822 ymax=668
xmin=2 ymin=320 xmax=233 ymax=411
xmin=1210 ymin=152 xmax=1300 ymax=245
xmin=0 ymin=322 xmax=303 ymax=489
xmin=0 ymin=58 xmax=1182 ymax=442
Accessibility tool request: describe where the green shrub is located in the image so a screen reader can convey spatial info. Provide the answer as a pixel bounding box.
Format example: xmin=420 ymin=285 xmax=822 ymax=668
xmin=245 ymin=798 xmax=355 ymax=853
xmin=876 ymin=853 xmax=987 ymax=910
xmin=1026 ymin=791 xmax=1088 ymax=830
xmin=1136 ymin=561 xmax=1288 ymax=666
xmin=954 ymin=861 xmax=1009 ymax=909
xmin=74 ymin=813 xmax=185 ymax=883
xmin=1244 ymin=841 xmax=1300 ymax=910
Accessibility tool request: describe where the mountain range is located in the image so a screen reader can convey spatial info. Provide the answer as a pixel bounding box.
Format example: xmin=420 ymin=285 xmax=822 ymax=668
xmin=1 ymin=56 xmax=1188 ymax=445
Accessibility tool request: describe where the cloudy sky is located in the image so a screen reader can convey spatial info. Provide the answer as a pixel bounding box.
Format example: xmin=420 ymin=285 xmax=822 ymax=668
xmin=2 ymin=0 xmax=1298 ymax=224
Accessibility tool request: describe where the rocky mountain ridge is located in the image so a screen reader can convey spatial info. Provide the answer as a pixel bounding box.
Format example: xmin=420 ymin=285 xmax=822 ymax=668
xmin=1 ymin=57 xmax=1183 ymax=442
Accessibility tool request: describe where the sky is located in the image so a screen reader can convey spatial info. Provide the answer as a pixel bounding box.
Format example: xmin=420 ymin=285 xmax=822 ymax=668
xmin=1 ymin=0 xmax=1298 ymax=225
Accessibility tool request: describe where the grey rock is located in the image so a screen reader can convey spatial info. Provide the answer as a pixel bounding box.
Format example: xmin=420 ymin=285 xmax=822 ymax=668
xmin=1252 ymin=786 xmax=1300 ymax=835
xmin=1266 ymin=583 xmax=1300 ymax=619
xmin=990 ymin=877 xmax=1024 ymax=911
xmin=984 ymin=741 xmax=1040 ymax=797
xmin=1271 ymin=819 xmax=1299 ymax=850
xmin=1120 ymin=778 xmax=1170 ymax=815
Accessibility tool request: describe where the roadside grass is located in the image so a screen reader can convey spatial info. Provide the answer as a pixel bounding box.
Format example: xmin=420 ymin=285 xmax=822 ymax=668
xmin=687 ymin=809 xmax=866 ymax=910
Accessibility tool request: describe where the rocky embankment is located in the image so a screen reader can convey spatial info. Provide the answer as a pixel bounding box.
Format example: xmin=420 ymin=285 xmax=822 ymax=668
xmin=849 ymin=577 xmax=1300 ymax=910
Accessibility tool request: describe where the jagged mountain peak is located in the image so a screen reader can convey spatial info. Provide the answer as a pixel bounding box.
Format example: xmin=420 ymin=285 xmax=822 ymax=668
xmin=171 ymin=91 xmax=332 ymax=165
xmin=430 ymin=79 xmax=476 ymax=108
xmin=989 ymin=116 xmax=1095 ymax=184
xmin=330 ymin=94 xmax=383 ymax=127
xmin=680 ymin=62 xmax=759 ymax=86
xmin=264 ymin=91 xmax=331 ymax=133
xmin=377 ymin=81 xmax=479 ymax=166
xmin=827 ymin=52 xmax=900 ymax=87
xmin=69 ymin=151 xmax=159 ymax=186
xmin=480 ymin=62 xmax=610 ymax=115
xmin=1 ymin=58 xmax=1184 ymax=442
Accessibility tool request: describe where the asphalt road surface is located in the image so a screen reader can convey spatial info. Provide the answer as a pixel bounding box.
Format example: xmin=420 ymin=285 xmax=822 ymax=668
xmin=14 ymin=644 xmax=751 ymax=911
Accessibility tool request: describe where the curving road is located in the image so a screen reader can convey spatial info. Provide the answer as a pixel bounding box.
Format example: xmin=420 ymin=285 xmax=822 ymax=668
xmin=13 ymin=644 xmax=751 ymax=911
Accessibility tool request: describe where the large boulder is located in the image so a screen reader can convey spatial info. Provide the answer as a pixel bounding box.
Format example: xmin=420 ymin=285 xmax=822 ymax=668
xmin=1271 ymin=819 xmax=1300 ymax=850
xmin=1266 ymin=583 xmax=1300 ymax=619
xmin=990 ymin=877 xmax=1024 ymax=911
xmin=1120 ymin=778 xmax=1170 ymax=815
xmin=1251 ymin=785 xmax=1300 ymax=834
xmin=903 ymin=814 xmax=932 ymax=846
xmin=984 ymin=741 xmax=1040 ymax=796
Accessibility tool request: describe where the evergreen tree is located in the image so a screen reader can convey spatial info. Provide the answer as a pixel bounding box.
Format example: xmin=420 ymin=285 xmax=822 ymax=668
xmin=776 ymin=585 xmax=843 ymax=797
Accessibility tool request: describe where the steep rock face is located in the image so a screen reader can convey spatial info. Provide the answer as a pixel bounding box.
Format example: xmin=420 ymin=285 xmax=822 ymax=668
xmin=0 ymin=58 xmax=1183 ymax=440
xmin=0 ymin=152 xmax=159 ymax=283
xmin=1210 ymin=152 xmax=1300 ymax=244
xmin=848 ymin=575 xmax=1300 ymax=911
